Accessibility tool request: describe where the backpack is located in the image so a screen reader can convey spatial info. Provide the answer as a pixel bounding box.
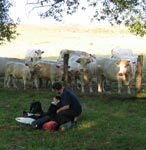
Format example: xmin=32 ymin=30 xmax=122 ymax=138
xmin=23 ymin=101 xmax=44 ymax=119
xmin=30 ymin=101 xmax=43 ymax=114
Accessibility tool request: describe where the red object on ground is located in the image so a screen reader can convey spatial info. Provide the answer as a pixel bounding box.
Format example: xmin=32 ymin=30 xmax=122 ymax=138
xmin=43 ymin=121 xmax=58 ymax=131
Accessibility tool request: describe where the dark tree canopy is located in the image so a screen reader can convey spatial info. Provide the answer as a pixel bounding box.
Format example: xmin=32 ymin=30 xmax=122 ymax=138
xmin=26 ymin=0 xmax=146 ymax=36
xmin=0 ymin=0 xmax=18 ymax=44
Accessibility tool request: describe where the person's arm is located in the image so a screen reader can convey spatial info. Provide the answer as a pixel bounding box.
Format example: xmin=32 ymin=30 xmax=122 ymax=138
xmin=56 ymin=105 xmax=70 ymax=113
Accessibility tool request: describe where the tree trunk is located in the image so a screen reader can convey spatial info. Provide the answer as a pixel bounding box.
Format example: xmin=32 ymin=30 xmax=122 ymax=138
xmin=136 ymin=55 xmax=143 ymax=93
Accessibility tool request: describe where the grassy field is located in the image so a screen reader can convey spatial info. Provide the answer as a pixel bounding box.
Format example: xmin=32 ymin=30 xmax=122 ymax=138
xmin=0 ymin=55 xmax=146 ymax=150
xmin=0 ymin=23 xmax=146 ymax=58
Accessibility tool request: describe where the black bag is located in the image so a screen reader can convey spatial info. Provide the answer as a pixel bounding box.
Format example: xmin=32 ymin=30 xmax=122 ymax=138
xmin=30 ymin=101 xmax=43 ymax=114
xmin=23 ymin=101 xmax=44 ymax=119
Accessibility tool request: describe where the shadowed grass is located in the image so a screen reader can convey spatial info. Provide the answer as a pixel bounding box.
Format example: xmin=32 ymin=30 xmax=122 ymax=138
xmin=1 ymin=88 xmax=146 ymax=150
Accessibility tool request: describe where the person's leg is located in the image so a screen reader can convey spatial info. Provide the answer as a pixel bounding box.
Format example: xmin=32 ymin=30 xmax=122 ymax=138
xmin=31 ymin=115 xmax=50 ymax=129
xmin=55 ymin=109 xmax=77 ymax=124
xmin=55 ymin=109 xmax=79 ymax=131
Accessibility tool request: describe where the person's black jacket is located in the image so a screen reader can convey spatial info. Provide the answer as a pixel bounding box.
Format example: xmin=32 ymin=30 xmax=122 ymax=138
xmin=46 ymin=101 xmax=62 ymax=120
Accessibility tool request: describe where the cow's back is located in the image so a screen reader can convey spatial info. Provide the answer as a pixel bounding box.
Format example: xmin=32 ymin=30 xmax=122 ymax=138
xmin=34 ymin=63 xmax=51 ymax=79
xmin=0 ymin=57 xmax=25 ymax=77
xmin=6 ymin=62 xmax=30 ymax=79
xmin=111 ymin=48 xmax=133 ymax=57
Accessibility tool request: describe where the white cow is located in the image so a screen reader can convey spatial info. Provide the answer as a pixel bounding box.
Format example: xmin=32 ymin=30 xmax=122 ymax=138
xmin=68 ymin=55 xmax=97 ymax=93
xmin=57 ymin=49 xmax=96 ymax=62
xmin=111 ymin=48 xmax=133 ymax=57
xmin=96 ymin=57 xmax=134 ymax=94
xmin=25 ymin=49 xmax=44 ymax=63
xmin=4 ymin=62 xmax=33 ymax=90
xmin=32 ymin=61 xmax=63 ymax=89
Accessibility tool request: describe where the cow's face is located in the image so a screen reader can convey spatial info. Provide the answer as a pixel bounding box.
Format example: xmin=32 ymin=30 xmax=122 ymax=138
xmin=25 ymin=63 xmax=35 ymax=77
xmin=116 ymin=59 xmax=131 ymax=77
xmin=56 ymin=63 xmax=64 ymax=76
xmin=76 ymin=57 xmax=91 ymax=72
xmin=31 ymin=63 xmax=43 ymax=75
xmin=35 ymin=50 xmax=44 ymax=60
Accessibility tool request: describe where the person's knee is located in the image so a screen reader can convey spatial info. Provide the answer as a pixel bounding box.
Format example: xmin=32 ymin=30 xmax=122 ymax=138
xmin=59 ymin=121 xmax=73 ymax=131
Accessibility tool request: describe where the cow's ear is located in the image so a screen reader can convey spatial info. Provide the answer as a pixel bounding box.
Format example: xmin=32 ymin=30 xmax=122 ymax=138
xmin=31 ymin=58 xmax=33 ymax=62
xmin=87 ymin=58 xmax=91 ymax=63
xmin=116 ymin=60 xmax=121 ymax=66
xmin=35 ymin=51 xmax=38 ymax=54
xmin=126 ymin=61 xmax=130 ymax=67
xmin=76 ymin=58 xmax=81 ymax=63
xmin=41 ymin=51 xmax=44 ymax=54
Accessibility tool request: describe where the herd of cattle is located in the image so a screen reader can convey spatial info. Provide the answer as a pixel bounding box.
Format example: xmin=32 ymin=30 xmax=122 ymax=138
xmin=0 ymin=48 xmax=141 ymax=94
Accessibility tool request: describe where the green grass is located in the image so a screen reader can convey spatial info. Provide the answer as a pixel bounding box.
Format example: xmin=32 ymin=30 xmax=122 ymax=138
xmin=1 ymin=88 xmax=146 ymax=150
xmin=0 ymin=55 xmax=146 ymax=150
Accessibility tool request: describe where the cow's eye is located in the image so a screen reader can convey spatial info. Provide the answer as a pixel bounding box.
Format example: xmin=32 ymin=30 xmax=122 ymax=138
xmin=125 ymin=64 xmax=129 ymax=67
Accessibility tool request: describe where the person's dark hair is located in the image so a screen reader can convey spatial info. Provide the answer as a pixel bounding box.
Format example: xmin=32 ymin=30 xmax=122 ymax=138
xmin=52 ymin=82 xmax=62 ymax=90
xmin=55 ymin=96 xmax=61 ymax=100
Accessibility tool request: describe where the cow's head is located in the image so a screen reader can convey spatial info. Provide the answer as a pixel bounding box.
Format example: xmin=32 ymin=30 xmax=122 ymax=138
xmin=116 ymin=59 xmax=133 ymax=84
xmin=35 ymin=49 xmax=44 ymax=60
xmin=116 ymin=59 xmax=131 ymax=76
xmin=25 ymin=62 xmax=36 ymax=77
xmin=76 ymin=57 xmax=91 ymax=72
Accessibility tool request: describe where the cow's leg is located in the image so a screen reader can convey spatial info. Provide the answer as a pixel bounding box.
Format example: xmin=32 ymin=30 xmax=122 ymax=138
xmin=38 ymin=78 xmax=43 ymax=88
xmin=118 ymin=80 xmax=122 ymax=94
xmin=125 ymin=75 xmax=132 ymax=94
xmin=4 ymin=74 xmax=9 ymax=88
xmin=101 ymin=75 xmax=106 ymax=92
xmin=81 ymin=82 xmax=85 ymax=93
xmin=23 ymin=77 xmax=26 ymax=90
xmin=34 ymin=78 xmax=39 ymax=89
xmin=45 ymin=79 xmax=50 ymax=88
xmin=127 ymin=86 xmax=131 ymax=94
xmin=7 ymin=77 xmax=10 ymax=88
xmin=7 ymin=75 xmax=13 ymax=88
xmin=80 ymin=77 xmax=85 ymax=93
xmin=80 ymin=75 xmax=85 ymax=93
xmin=98 ymin=83 xmax=102 ymax=93
xmin=89 ymin=81 xmax=93 ymax=93
xmin=89 ymin=86 xmax=93 ymax=93
xmin=127 ymin=82 xmax=132 ymax=94
xmin=12 ymin=77 xmax=18 ymax=89
xmin=76 ymin=79 xmax=81 ymax=90
xmin=51 ymin=80 xmax=55 ymax=91
xmin=97 ymin=75 xmax=102 ymax=93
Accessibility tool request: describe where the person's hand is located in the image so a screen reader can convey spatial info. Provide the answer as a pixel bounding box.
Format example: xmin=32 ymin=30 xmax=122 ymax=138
xmin=56 ymin=109 xmax=60 ymax=113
